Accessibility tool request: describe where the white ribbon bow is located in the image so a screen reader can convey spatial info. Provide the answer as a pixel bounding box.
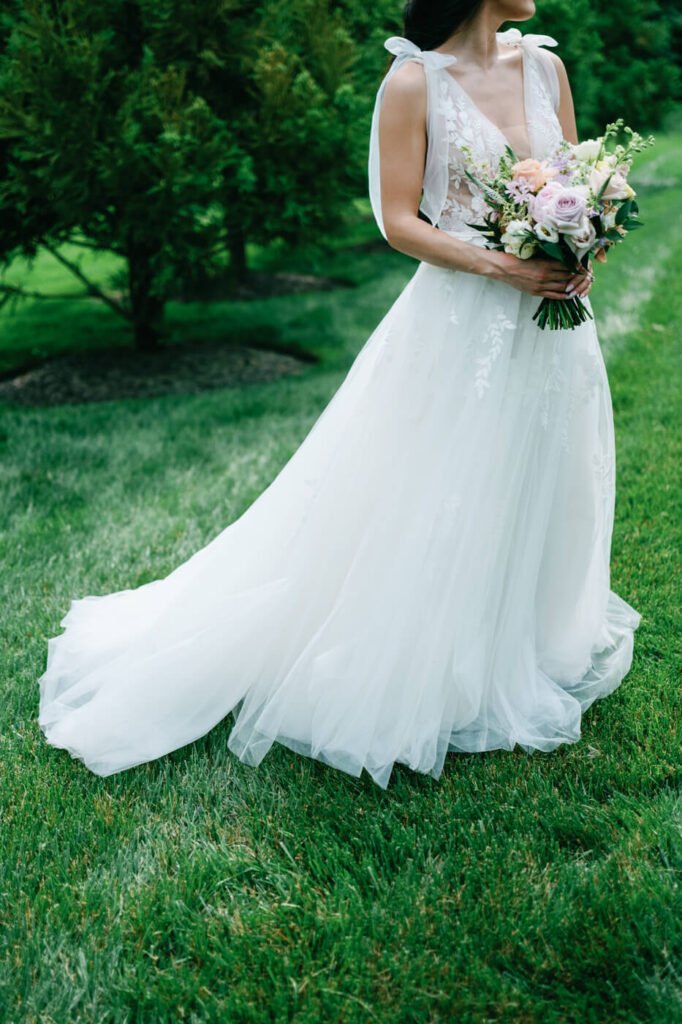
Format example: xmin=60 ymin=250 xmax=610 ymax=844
xmin=496 ymin=27 xmax=558 ymax=49
xmin=383 ymin=35 xmax=457 ymax=70
xmin=384 ymin=29 xmax=558 ymax=67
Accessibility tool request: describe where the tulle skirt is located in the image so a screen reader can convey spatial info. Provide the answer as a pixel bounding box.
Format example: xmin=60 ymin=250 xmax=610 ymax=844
xmin=38 ymin=253 xmax=641 ymax=788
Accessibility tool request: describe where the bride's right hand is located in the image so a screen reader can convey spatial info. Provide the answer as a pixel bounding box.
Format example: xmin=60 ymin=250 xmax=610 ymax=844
xmin=486 ymin=251 xmax=581 ymax=300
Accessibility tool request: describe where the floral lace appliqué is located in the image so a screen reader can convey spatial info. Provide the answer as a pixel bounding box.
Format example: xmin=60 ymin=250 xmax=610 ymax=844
xmin=539 ymin=334 xmax=568 ymax=429
xmin=435 ymin=46 xmax=564 ymax=238
xmin=474 ymin=310 xmax=516 ymax=398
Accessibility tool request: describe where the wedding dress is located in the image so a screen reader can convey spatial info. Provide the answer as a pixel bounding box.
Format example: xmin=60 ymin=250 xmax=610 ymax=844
xmin=38 ymin=29 xmax=641 ymax=788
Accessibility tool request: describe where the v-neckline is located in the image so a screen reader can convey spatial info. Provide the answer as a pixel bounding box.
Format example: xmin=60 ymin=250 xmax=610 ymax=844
xmin=440 ymin=41 xmax=533 ymax=162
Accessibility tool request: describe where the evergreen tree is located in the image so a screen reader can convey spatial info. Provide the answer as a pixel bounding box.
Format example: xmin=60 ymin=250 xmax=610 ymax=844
xmin=0 ymin=0 xmax=678 ymax=353
xmin=0 ymin=1 xmax=363 ymax=348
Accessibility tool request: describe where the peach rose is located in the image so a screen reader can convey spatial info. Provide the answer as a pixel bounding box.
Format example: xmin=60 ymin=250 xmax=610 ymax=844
xmin=511 ymin=158 xmax=554 ymax=191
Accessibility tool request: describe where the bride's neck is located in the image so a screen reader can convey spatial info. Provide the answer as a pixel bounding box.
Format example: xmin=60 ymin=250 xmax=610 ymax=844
xmin=434 ymin=12 xmax=506 ymax=70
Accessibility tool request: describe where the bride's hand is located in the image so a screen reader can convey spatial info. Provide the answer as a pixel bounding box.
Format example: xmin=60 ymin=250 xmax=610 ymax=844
xmin=487 ymin=252 xmax=589 ymax=300
xmin=566 ymin=258 xmax=594 ymax=299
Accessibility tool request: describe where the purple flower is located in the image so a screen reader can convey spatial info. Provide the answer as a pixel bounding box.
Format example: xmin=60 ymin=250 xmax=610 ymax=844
xmin=505 ymin=178 xmax=533 ymax=203
xmin=549 ymin=150 xmax=571 ymax=171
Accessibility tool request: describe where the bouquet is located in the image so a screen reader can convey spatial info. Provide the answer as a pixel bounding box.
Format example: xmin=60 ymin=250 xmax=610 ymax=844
xmin=464 ymin=120 xmax=655 ymax=330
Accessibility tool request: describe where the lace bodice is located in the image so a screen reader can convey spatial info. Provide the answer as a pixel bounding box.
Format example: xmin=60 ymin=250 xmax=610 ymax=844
xmin=368 ymin=29 xmax=564 ymax=243
xmin=437 ymin=37 xmax=564 ymax=240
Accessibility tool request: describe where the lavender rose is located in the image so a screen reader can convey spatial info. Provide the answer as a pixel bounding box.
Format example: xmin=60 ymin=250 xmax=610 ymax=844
xmin=532 ymin=184 xmax=590 ymax=236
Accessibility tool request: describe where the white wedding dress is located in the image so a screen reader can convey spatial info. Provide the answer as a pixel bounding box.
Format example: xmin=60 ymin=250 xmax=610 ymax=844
xmin=38 ymin=30 xmax=641 ymax=788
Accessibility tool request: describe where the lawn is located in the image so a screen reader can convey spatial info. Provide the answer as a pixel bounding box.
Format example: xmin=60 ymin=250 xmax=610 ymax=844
xmin=0 ymin=136 xmax=680 ymax=1023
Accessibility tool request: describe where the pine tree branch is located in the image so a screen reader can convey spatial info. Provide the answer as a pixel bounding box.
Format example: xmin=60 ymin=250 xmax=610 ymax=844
xmin=64 ymin=235 xmax=126 ymax=256
xmin=40 ymin=241 xmax=132 ymax=321
xmin=0 ymin=283 xmax=89 ymax=302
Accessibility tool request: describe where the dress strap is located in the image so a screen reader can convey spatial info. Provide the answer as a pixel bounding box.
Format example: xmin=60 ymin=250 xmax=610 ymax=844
xmin=368 ymin=38 xmax=456 ymax=240
xmin=497 ymin=28 xmax=561 ymax=114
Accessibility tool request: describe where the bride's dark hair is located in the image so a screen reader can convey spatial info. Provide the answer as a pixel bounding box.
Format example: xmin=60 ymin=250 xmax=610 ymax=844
xmin=402 ymin=0 xmax=486 ymax=50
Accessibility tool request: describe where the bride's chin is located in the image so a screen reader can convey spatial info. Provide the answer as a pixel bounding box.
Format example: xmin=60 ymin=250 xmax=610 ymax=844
xmin=494 ymin=0 xmax=536 ymax=22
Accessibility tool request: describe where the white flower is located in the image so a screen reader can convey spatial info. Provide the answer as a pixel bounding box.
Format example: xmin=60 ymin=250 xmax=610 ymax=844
xmin=501 ymin=219 xmax=535 ymax=259
xmin=573 ymin=139 xmax=602 ymax=162
xmin=535 ymin=222 xmax=560 ymax=243
xmin=601 ymin=207 xmax=617 ymax=230
xmin=504 ymin=218 xmax=532 ymax=235
xmin=589 ymin=165 xmax=611 ymax=196
xmin=566 ymin=217 xmax=597 ymax=260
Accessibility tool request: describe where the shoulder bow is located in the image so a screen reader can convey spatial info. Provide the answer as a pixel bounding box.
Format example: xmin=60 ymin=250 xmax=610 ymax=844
xmin=496 ymin=28 xmax=558 ymax=49
xmin=368 ymin=37 xmax=455 ymax=242
xmin=383 ymin=35 xmax=457 ymax=70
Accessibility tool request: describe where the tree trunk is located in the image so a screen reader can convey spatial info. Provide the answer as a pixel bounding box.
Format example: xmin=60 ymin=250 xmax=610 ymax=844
xmin=128 ymin=242 xmax=164 ymax=351
xmin=228 ymin=225 xmax=248 ymax=284
xmin=132 ymin=306 xmax=164 ymax=351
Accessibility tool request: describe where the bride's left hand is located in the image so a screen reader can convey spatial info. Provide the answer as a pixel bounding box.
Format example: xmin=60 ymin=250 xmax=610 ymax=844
xmin=566 ymin=259 xmax=593 ymax=299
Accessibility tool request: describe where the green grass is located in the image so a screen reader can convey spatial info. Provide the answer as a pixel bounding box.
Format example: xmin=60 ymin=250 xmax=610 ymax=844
xmin=0 ymin=139 xmax=680 ymax=1023
xmin=0 ymin=200 xmax=393 ymax=377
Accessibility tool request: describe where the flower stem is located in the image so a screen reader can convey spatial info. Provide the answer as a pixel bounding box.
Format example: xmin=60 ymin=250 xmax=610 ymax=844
xmin=532 ymin=296 xmax=594 ymax=331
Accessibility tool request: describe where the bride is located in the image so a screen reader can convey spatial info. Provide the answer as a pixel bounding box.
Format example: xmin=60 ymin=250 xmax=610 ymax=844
xmin=38 ymin=0 xmax=641 ymax=789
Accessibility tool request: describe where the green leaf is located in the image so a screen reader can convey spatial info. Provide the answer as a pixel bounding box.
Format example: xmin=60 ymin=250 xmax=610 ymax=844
xmin=596 ymin=172 xmax=615 ymax=201
xmin=465 ymin=222 xmax=495 ymax=235
xmin=537 ymin=241 xmax=565 ymax=262
xmin=615 ymin=199 xmax=633 ymax=225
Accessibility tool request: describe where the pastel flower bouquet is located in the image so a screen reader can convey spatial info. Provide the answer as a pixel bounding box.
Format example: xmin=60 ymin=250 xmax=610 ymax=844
xmin=464 ymin=120 xmax=655 ymax=330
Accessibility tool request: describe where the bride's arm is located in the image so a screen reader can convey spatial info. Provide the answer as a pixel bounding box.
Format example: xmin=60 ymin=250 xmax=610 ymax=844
xmin=378 ymin=62 xmax=578 ymax=301
xmin=378 ymin=63 xmax=495 ymax=276
xmin=548 ymin=51 xmax=579 ymax=145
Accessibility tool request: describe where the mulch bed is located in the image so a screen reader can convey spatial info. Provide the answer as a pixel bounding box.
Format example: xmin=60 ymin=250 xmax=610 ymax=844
xmin=0 ymin=340 xmax=310 ymax=407
xmin=0 ymin=269 xmax=358 ymax=407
